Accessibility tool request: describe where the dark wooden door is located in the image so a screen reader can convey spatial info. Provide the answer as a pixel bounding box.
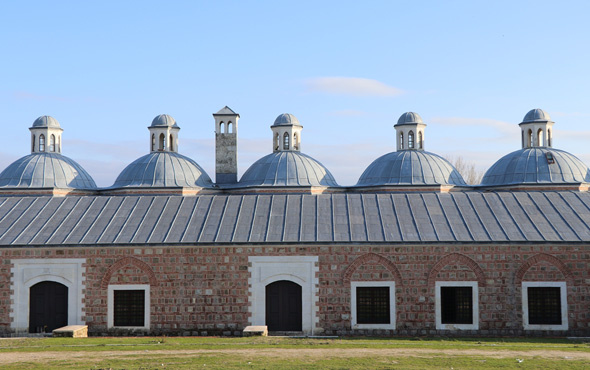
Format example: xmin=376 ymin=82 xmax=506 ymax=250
xmin=29 ymin=281 xmax=68 ymax=333
xmin=265 ymin=280 xmax=302 ymax=331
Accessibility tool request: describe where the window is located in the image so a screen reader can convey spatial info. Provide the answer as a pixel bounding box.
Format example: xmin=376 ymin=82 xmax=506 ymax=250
xmin=418 ymin=131 xmax=423 ymax=149
xmin=283 ymin=132 xmax=290 ymax=150
xmin=39 ymin=135 xmax=45 ymax=152
xmin=351 ymin=281 xmax=396 ymax=329
xmin=294 ymin=133 xmax=299 ymax=150
xmin=49 ymin=135 xmax=55 ymax=152
xmin=408 ymin=131 xmax=414 ymax=149
xmin=169 ymin=134 xmax=174 ymax=152
xmin=32 ymin=135 xmax=35 ymax=152
xmin=274 ymin=133 xmax=279 ymax=151
xmin=435 ymin=281 xmax=478 ymax=330
xmin=548 ymin=129 xmax=552 ymax=147
xmin=151 ymin=134 xmax=155 ymax=151
xmin=528 ymin=129 xmax=533 ymax=147
xmin=399 ymin=132 xmax=404 ymax=149
xmin=228 ymin=121 xmax=233 ymax=133
xmin=219 ymin=121 xmax=224 ymax=134
xmin=159 ymin=133 xmax=165 ymax=151
xmin=108 ymin=285 xmax=150 ymax=330
xmin=537 ymin=129 xmax=544 ymax=147
xmin=522 ymin=282 xmax=567 ymax=330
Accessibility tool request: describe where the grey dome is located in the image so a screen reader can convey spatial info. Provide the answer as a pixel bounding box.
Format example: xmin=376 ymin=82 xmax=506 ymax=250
xmin=480 ymin=148 xmax=590 ymax=186
xmin=357 ymin=150 xmax=466 ymax=186
xmin=522 ymin=109 xmax=552 ymax=123
xmin=0 ymin=153 xmax=96 ymax=189
xmin=150 ymin=114 xmax=178 ymax=127
xmin=273 ymin=113 xmax=301 ymax=126
xmin=239 ymin=151 xmax=338 ymax=187
xmin=31 ymin=115 xmax=61 ymax=128
xmin=395 ymin=112 xmax=423 ymax=126
xmin=112 ymin=152 xmax=212 ymax=188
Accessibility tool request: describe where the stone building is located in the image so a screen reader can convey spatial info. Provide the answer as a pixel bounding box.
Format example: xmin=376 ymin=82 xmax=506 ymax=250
xmin=0 ymin=108 xmax=588 ymax=337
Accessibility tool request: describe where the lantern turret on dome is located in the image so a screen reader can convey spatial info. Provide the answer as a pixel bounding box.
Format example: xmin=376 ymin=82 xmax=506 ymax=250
xmin=149 ymin=114 xmax=180 ymax=153
xmin=519 ymin=108 xmax=554 ymax=148
xmin=30 ymin=115 xmax=63 ymax=154
xmin=271 ymin=113 xmax=302 ymax=152
xmin=394 ymin=112 xmax=426 ymax=151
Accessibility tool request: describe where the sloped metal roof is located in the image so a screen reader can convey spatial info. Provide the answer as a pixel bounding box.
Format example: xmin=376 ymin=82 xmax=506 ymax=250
xmin=357 ymin=150 xmax=466 ymax=186
xmin=1 ymin=191 xmax=590 ymax=246
xmin=0 ymin=153 xmax=97 ymax=189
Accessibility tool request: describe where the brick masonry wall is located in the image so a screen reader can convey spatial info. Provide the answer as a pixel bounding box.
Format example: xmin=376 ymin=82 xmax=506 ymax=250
xmin=0 ymin=244 xmax=588 ymax=336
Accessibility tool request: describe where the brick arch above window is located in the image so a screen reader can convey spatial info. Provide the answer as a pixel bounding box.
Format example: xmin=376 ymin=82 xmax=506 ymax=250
xmin=343 ymin=253 xmax=402 ymax=285
xmin=427 ymin=253 xmax=485 ymax=286
xmin=515 ymin=253 xmax=574 ymax=285
xmin=100 ymin=257 xmax=158 ymax=289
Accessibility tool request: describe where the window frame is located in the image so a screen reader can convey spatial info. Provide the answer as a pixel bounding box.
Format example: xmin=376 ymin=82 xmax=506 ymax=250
xmin=351 ymin=281 xmax=396 ymax=330
xmin=522 ymin=281 xmax=568 ymax=331
xmin=107 ymin=284 xmax=150 ymax=330
xmin=435 ymin=281 xmax=479 ymax=330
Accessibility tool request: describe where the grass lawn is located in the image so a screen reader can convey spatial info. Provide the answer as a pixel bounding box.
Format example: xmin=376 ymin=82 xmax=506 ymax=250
xmin=0 ymin=336 xmax=588 ymax=369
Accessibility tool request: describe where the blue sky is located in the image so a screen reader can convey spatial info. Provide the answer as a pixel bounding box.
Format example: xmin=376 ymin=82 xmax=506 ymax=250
xmin=2 ymin=1 xmax=590 ymax=186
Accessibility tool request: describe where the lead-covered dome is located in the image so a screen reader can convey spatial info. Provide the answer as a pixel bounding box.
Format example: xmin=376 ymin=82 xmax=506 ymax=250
xmin=150 ymin=114 xmax=178 ymax=127
xmin=31 ymin=115 xmax=61 ymax=128
xmin=0 ymin=153 xmax=96 ymax=189
xmin=522 ymin=108 xmax=552 ymax=123
xmin=112 ymin=152 xmax=212 ymax=188
xmin=480 ymin=148 xmax=590 ymax=186
xmin=239 ymin=151 xmax=338 ymax=187
xmin=273 ymin=113 xmax=301 ymax=126
xmin=357 ymin=150 xmax=466 ymax=186
xmin=395 ymin=112 xmax=423 ymax=126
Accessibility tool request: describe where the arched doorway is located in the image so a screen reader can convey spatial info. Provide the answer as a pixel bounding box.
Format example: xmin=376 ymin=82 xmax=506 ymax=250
xmin=29 ymin=281 xmax=68 ymax=333
xmin=265 ymin=280 xmax=302 ymax=331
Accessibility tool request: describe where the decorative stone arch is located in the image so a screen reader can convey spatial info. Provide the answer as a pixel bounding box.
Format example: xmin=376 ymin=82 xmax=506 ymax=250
xmin=343 ymin=253 xmax=402 ymax=285
xmin=515 ymin=253 xmax=574 ymax=285
xmin=100 ymin=257 xmax=158 ymax=289
xmin=427 ymin=253 xmax=485 ymax=286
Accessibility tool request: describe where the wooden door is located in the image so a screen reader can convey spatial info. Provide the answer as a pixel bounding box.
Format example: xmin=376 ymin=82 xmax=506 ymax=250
xmin=265 ymin=280 xmax=302 ymax=331
xmin=29 ymin=281 xmax=68 ymax=333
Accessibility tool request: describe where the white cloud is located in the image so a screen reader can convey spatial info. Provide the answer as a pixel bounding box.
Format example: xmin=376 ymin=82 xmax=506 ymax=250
xmin=305 ymin=77 xmax=404 ymax=97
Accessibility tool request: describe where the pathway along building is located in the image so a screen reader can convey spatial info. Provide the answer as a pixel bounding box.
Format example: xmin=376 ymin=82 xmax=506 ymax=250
xmin=0 ymin=108 xmax=588 ymax=336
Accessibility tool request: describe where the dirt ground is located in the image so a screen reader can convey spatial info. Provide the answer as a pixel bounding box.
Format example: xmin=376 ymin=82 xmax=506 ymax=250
xmin=0 ymin=347 xmax=588 ymax=365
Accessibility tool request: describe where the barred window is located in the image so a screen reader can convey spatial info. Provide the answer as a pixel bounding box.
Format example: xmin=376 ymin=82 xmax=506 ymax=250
xmin=441 ymin=286 xmax=473 ymax=324
xmin=356 ymin=287 xmax=390 ymax=324
xmin=113 ymin=290 xmax=145 ymax=327
xmin=527 ymin=287 xmax=561 ymax=325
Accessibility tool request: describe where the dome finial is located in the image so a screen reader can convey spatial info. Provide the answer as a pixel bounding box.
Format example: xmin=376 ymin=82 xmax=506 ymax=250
xmin=394 ymin=112 xmax=426 ymax=151
xmin=271 ymin=113 xmax=303 ymax=152
xmin=519 ymin=109 xmax=554 ymax=148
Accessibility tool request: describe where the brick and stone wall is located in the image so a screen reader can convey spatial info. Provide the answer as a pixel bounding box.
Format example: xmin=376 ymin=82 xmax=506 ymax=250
xmin=0 ymin=243 xmax=588 ymax=336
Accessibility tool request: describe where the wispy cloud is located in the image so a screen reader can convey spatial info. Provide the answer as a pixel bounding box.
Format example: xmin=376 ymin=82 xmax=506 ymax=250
xmin=305 ymin=77 xmax=404 ymax=97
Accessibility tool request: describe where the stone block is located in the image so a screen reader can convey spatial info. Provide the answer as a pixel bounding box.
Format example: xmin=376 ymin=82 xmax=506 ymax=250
xmin=52 ymin=325 xmax=88 ymax=338
xmin=243 ymin=325 xmax=267 ymax=337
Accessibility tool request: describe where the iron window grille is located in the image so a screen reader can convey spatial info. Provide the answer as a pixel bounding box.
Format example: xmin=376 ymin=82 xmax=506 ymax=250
xmin=527 ymin=287 xmax=562 ymax=325
xmin=114 ymin=290 xmax=145 ymax=327
xmin=440 ymin=286 xmax=473 ymax=324
xmin=356 ymin=287 xmax=390 ymax=324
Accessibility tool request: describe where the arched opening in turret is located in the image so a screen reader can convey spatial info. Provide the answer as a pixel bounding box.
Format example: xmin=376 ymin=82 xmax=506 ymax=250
xmin=418 ymin=131 xmax=423 ymax=149
xmin=294 ymin=133 xmax=299 ymax=150
xmin=228 ymin=121 xmax=233 ymax=134
xmin=169 ymin=134 xmax=174 ymax=152
xmin=547 ymin=129 xmax=552 ymax=147
xmin=283 ymin=132 xmax=290 ymax=150
xmin=31 ymin=135 xmax=35 ymax=152
xmin=151 ymin=134 xmax=155 ymax=151
xmin=57 ymin=136 xmax=61 ymax=153
xmin=39 ymin=135 xmax=45 ymax=152
xmin=408 ymin=131 xmax=415 ymax=149
xmin=274 ymin=133 xmax=279 ymax=151
xmin=49 ymin=135 xmax=55 ymax=152
xmin=219 ymin=121 xmax=225 ymax=134
xmin=399 ymin=132 xmax=404 ymax=150
xmin=159 ymin=133 xmax=165 ymax=151
xmin=527 ymin=129 xmax=533 ymax=148
xmin=537 ymin=129 xmax=544 ymax=147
